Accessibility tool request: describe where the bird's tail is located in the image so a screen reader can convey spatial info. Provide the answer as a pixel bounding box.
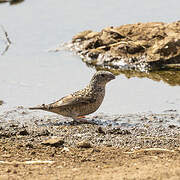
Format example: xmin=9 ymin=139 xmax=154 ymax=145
xmin=29 ymin=104 xmax=48 ymax=110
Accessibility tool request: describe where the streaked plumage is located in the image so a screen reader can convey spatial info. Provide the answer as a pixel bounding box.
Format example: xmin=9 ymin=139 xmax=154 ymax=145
xmin=29 ymin=71 xmax=115 ymax=123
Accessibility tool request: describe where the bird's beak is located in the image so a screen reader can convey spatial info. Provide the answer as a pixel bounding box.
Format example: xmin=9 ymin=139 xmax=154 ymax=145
xmin=109 ymin=74 xmax=115 ymax=80
xmin=110 ymin=74 xmax=116 ymax=80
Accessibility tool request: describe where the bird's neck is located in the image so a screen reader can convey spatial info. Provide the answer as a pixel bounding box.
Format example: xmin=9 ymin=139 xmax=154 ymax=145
xmin=88 ymin=83 xmax=106 ymax=92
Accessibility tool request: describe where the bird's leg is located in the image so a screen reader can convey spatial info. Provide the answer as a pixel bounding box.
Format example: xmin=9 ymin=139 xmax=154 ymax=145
xmin=77 ymin=116 xmax=86 ymax=118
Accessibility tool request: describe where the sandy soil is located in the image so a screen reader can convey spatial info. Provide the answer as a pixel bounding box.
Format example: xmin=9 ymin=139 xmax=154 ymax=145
xmin=0 ymin=142 xmax=180 ymax=180
xmin=0 ymin=108 xmax=180 ymax=179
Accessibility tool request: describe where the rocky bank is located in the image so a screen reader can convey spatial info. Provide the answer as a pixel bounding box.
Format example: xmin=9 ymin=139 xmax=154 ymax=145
xmin=59 ymin=21 xmax=180 ymax=72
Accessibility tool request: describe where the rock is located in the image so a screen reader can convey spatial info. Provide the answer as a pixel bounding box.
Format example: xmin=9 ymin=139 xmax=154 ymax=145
xmin=63 ymin=21 xmax=180 ymax=72
xmin=76 ymin=141 xmax=92 ymax=148
xmin=42 ymin=137 xmax=64 ymax=147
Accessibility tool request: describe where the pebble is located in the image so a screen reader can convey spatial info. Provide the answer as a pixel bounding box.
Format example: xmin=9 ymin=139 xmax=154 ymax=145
xmin=77 ymin=141 xmax=92 ymax=148
xmin=42 ymin=137 xmax=64 ymax=147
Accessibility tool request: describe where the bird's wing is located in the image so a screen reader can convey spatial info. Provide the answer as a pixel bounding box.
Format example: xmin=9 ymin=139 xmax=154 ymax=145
xmin=49 ymin=93 xmax=96 ymax=108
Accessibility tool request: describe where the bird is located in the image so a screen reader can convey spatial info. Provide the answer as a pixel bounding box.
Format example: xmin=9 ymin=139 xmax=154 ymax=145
xmin=29 ymin=71 xmax=115 ymax=123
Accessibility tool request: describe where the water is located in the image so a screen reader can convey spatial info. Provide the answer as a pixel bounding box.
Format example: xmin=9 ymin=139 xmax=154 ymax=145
xmin=0 ymin=0 xmax=180 ymax=115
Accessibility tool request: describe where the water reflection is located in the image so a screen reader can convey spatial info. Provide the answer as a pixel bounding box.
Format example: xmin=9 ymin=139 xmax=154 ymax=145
xmin=0 ymin=100 xmax=4 ymax=106
xmin=0 ymin=0 xmax=24 ymax=5
xmin=9 ymin=0 xmax=24 ymax=5
xmin=92 ymin=65 xmax=180 ymax=86
xmin=116 ymin=70 xmax=180 ymax=86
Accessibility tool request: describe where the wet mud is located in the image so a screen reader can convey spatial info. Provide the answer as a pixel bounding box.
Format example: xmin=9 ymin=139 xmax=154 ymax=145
xmin=1 ymin=107 xmax=180 ymax=149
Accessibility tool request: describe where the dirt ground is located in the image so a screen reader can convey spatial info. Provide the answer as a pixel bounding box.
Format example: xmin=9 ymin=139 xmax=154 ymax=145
xmin=0 ymin=108 xmax=180 ymax=180
xmin=0 ymin=137 xmax=180 ymax=180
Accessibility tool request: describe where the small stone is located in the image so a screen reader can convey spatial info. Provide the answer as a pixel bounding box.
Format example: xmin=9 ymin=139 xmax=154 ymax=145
xmin=42 ymin=137 xmax=64 ymax=147
xmin=37 ymin=129 xmax=50 ymax=136
xmin=169 ymin=124 xmax=176 ymax=128
xmin=26 ymin=143 xmax=33 ymax=148
xmin=7 ymin=169 xmax=11 ymax=173
xmin=77 ymin=141 xmax=92 ymax=148
xmin=97 ymin=127 xmax=106 ymax=134
xmin=61 ymin=147 xmax=70 ymax=152
xmin=105 ymin=144 xmax=112 ymax=147
xmin=18 ymin=129 xmax=29 ymax=136
xmin=31 ymin=151 xmax=36 ymax=155
xmin=16 ymin=144 xmax=23 ymax=149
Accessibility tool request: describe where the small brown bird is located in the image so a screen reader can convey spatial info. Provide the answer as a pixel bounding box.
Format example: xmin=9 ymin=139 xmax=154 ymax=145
xmin=29 ymin=71 xmax=115 ymax=123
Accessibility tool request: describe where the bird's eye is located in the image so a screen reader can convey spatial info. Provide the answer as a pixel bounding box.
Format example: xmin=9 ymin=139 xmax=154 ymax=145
xmin=101 ymin=74 xmax=105 ymax=77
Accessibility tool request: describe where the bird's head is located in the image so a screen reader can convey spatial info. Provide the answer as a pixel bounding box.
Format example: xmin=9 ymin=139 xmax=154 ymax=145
xmin=90 ymin=71 xmax=115 ymax=87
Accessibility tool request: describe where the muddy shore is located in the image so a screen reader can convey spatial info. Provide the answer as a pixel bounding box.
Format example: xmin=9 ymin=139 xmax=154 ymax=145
xmin=1 ymin=1 xmax=180 ymax=179
xmin=58 ymin=21 xmax=180 ymax=73
xmin=0 ymin=107 xmax=180 ymax=179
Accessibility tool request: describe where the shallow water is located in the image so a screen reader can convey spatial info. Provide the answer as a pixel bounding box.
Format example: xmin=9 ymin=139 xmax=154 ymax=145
xmin=0 ymin=0 xmax=180 ymax=115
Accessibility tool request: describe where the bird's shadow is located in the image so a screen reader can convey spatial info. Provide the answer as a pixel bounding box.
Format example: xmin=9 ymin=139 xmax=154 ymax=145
xmin=38 ymin=119 xmax=100 ymax=127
